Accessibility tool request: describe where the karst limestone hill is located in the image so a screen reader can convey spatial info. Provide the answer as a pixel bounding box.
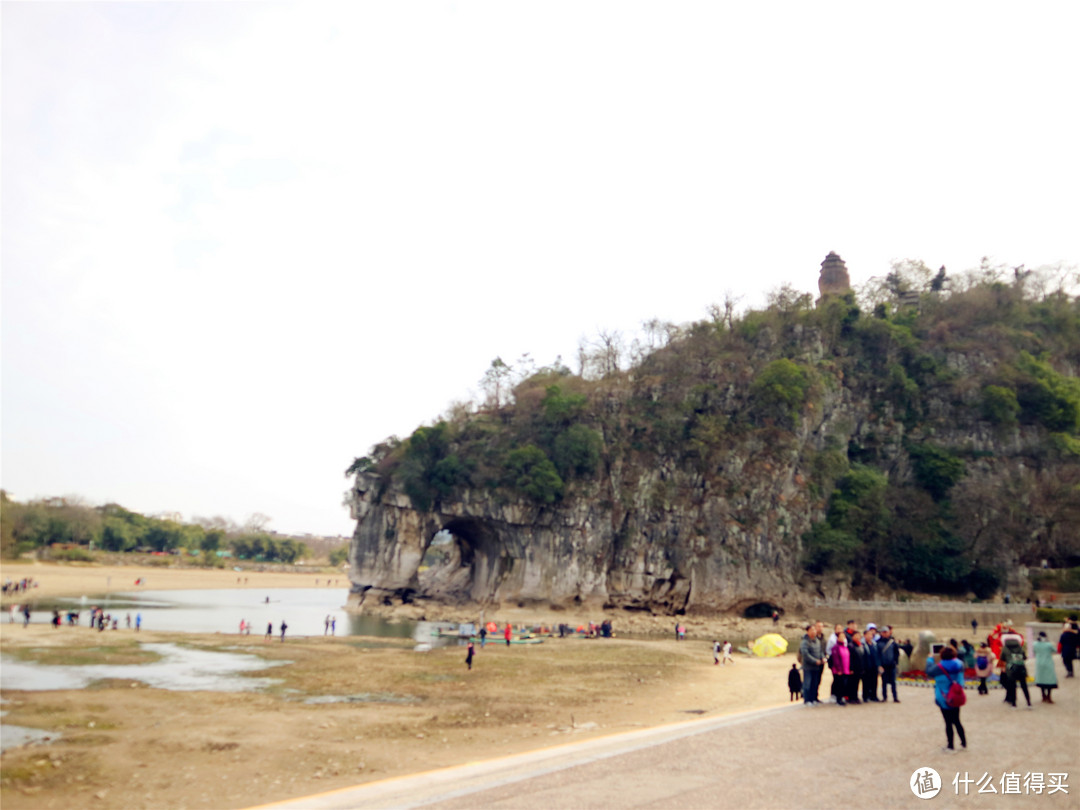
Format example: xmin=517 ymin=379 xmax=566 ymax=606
xmin=345 ymin=256 xmax=1079 ymax=615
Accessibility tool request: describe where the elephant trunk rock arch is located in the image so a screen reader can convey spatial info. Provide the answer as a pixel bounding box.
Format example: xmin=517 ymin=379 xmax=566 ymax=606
xmin=344 ymin=472 xmax=805 ymax=614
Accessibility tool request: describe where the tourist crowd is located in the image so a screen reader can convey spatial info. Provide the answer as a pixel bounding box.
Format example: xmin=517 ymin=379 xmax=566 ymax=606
xmin=798 ymin=619 xmax=904 ymax=706
xmin=796 ymin=616 xmax=1077 ymax=752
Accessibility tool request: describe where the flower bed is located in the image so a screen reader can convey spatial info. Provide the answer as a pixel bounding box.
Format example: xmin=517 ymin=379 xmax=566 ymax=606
xmin=898 ymin=668 xmax=1003 ymax=689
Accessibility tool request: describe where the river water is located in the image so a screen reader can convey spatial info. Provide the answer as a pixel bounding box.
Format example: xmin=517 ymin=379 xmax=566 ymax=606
xmin=17 ymin=588 xmax=417 ymax=639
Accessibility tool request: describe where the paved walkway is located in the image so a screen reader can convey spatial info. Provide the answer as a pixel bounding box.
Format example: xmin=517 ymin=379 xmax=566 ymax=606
xmin=252 ymin=672 xmax=1078 ymax=810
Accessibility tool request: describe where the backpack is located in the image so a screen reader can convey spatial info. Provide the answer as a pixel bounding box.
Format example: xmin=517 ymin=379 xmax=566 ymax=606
xmin=1005 ymin=649 xmax=1027 ymax=679
xmin=945 ymin=670 xmax=966 ymax=708
xmin=976 ymin=655 xmax=988 ymax=669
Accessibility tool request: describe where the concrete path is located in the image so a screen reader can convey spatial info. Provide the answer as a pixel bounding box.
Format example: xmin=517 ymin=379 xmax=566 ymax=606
xmin=252 ymin=672 xmax=1078 ymax=810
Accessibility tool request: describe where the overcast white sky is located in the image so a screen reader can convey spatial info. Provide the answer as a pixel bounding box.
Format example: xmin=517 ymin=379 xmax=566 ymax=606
xmin=2 ymin=2 xmax=1078 ymax=537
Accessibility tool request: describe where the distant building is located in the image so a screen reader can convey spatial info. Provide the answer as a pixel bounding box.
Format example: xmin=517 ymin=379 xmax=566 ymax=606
xmin=817 ymin=251 xmax=852 ymax=303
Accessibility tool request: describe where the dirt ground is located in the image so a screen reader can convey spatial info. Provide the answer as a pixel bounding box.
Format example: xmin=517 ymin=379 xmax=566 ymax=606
xmin=0 ymin=562 xmax=1026 ymax=810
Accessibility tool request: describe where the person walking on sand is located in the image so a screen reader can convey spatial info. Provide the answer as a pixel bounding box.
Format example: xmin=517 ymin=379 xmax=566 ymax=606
xmin=926 ymin=645 xmax=967 ymax=752
xmin=721 ymin=640 xmax=734 ymax=665
xmin=135 ymin=613 xmax=142 ymax=632
xmin=1000 ymin=636 xmax=1032 ymax=709
xmin=280 ymin=620 xmax=288 ymax=642
xmin=1033 ymin=631 xmax=1058 ymax=703
xmin=324 ymin=615 xmax=330 ymax=635
xmin=266 ymin=622 xmax=273 ymax=640
xmin=465 ymin=641 xmax=475 ymax=670
xmin=330 ymin=617 xmax=336 ymax=636
xmin=713 ymin=640 xmax=721 ymax=665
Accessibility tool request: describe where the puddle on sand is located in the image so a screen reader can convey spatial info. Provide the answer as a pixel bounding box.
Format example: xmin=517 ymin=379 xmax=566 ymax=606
xmin=0 ymin=643 xmax=286 ymax=693
xmin=0 ymin=714 xmax=56 ymax=753
xmin=300 ymin=692 xmax=421 ymax=705
xmin=0 ymin=699 xmax=57 ymax=753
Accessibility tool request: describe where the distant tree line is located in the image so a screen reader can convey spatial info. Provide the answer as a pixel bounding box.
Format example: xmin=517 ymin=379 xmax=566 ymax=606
xmin=0 ymin=492 xmax=311 ymax=564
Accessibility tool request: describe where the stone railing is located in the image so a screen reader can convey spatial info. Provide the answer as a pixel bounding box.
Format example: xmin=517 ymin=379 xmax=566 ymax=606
xmin=809 ymin=599 xmax=1035 ymax=629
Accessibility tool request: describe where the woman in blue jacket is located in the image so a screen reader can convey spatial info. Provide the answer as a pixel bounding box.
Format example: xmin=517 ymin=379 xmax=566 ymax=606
xmin=926 ymin=645 xmax=967 ymax=752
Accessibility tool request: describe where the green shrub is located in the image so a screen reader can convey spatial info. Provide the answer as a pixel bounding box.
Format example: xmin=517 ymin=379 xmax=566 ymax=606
xmin=503 ymin=445 xmax=564 ymax=504
xmin=399 ymin=422 xmax=471 ymax=511
xmin=908 ymin=443 xmax=966 ymax=501
xmin=802 ymin=524 xmax=860 ymax=573
xmin=964 ymin=566 xmax=1001 ymax=600
xmin=736 ymin=311 xmax=769 ymax=341
xmin=750 ymin=359 xmax=812 ymax=426
xmin=48 ymin=547 xmax=96 ymax=563
xmin=981 ymin=385 xmax=1020 ymax=426
xmin=885 ymin=363 xmax=920 ymax=411
xmin=1014 ymin=352 xmax=1080 ymax=433
xmin=1047 ymin=432 xmax=1080 ymax=457
xmin=1035 ymin=608 xmax=1075 ymax=623
xmin=541 ymin=385 xmax=587 ymax=425
xmin=552 ymin=424 xmax=603 ymax=478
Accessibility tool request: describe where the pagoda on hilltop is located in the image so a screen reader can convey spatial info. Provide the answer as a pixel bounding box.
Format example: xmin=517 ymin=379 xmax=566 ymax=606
xmin=817 ymin=251 xmax=852 ymax=303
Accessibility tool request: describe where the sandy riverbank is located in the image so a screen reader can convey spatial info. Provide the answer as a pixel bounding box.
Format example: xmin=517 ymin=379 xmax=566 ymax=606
xmin=1 ymin=562 xmax=348 ymax=605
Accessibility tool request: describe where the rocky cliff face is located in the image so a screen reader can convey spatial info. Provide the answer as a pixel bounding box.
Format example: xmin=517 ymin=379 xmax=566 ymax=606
xmin=347 ymin=368 xmax=865 ymax=615
xmin=346 ymin=464 xmax=811 ymax=614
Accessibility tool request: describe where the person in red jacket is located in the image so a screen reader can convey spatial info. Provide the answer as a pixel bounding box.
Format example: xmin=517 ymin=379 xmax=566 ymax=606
xmin=504 ymin=623 xmax=513 ymax=646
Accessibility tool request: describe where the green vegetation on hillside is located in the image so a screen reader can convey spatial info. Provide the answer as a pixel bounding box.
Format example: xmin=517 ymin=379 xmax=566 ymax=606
xmin=347 ymin=259 xmax=1080 ymax=598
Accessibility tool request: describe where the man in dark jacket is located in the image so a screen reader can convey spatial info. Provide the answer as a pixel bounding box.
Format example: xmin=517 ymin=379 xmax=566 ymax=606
xmin=847 ymin=631 xmax=865 ymax=704
xmin=862 ymin=625 xmax=881 ymax=701
xmin=799 ymin=625 xmax=826 ymax=705
xmin=877 ymin=626 xmax=901 ymax=702
xmin=1060 ymin=615 xmax=1078 ymax=678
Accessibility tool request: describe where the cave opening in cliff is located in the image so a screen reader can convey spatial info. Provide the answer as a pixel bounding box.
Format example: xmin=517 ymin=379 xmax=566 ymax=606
xmin=417 ymin=519 xmax=497 ymax=602
xmin=743 ymin=601 xmax=781 ymax=619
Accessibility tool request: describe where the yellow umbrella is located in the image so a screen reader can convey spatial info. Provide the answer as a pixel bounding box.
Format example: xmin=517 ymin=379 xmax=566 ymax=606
xmin=751 ymin=633 xmax=789 ymax=657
